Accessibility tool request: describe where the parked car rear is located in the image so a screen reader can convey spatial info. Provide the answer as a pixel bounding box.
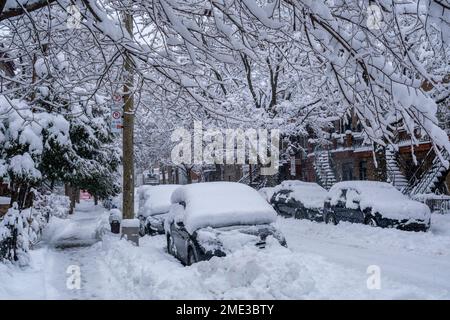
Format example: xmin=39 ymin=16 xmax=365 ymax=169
xmin=270 ymin=180 xmax=328 ymax=222
xmin=323 ymin=181 xmax=431 ymax=231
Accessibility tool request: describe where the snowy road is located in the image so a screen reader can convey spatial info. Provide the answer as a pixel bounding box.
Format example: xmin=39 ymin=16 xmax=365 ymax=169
xmin=276 ymin=217 xmax=450 ymax=298
xmin=1 ymin=200 xmax=450 ymax=299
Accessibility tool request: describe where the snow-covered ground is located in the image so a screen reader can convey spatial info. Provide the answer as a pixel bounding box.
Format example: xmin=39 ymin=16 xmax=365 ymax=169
xmin=1 ymin=200 xmax=450 ymax=299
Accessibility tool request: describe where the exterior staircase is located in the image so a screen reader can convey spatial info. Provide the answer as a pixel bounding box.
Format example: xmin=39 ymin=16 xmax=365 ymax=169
xmin=314 ymin=151 xmax=336 ymax=190
xmin=403 ymin=149 xmax=450 ymax=196
xmin=385 ymin=146 xmax=408 ymax=191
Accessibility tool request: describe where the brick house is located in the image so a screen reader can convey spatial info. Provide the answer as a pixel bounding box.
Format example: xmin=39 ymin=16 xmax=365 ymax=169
xmin=279 ymin=112 xmax=450 ymax=196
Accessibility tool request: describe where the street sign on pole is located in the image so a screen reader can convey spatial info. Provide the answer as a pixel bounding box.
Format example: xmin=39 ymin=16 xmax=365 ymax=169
xmin=111 ymin=104 xmax=123 ymax=133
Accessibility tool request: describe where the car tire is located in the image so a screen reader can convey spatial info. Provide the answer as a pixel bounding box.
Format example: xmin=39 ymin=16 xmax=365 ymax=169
xmin=187 ymin=247 xmax=198 ymax=266
xmin=325 ymin=213 xmax=337 ymax=225
xmin=365 ymin=216 xmax=378 ymax=227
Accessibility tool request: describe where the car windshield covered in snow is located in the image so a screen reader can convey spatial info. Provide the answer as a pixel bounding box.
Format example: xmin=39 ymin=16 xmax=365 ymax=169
xmin=170 ymin=182 xmax=277 ymax=233
xmin=138 ymin=184 xmax=181 ymax=217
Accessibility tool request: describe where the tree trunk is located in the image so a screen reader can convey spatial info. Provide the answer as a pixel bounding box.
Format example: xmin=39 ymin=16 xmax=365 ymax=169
xmin=94 ymin=195 xmax=98 ymax=206
xmin=162 ymin=166 xmax=166 ymax=184
xmin=167 ymin=166 xmax=173 ymax=184
xmin=186 ymin=168 xmax=192 ymax=184
xmin=68 ymin=185 xmax=77 ymax=214
xmin=122 ymin=12 xmax=135 ymax=220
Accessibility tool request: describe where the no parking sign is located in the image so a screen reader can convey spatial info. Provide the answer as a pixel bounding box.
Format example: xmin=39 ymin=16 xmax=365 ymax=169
xmin=111 ymin=96 xmax=123 ymax=133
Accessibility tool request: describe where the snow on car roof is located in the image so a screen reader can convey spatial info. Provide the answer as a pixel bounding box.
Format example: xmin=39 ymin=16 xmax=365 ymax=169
xmin=328 ymin=181 xmax=430 ymax=220
xmin=171 ymin=182 xmax=277 ymax=232
xmin=139 ymin=184 xmax=181 ymax=216
xmin=273 ymin=180 xmax=327 ymax=209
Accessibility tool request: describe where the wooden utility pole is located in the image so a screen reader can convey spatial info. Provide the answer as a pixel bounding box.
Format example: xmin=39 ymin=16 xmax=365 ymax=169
xmin=122 ymin=12 xmax=134 ymax=221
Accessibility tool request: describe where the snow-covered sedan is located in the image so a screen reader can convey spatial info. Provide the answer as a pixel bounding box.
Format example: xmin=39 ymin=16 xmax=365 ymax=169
xmin=323 ymin=181 xmax=431 ymax=231
xmin=165 ymin=182 xmax=287 ymax=265
xmin=270 ymin=180 xmax=328 ymax=222
xmin=137 ymin=184 xmax=180 ymax=236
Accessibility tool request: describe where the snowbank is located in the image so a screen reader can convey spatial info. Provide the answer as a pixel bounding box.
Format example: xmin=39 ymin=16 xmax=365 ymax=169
xmin=170 ymin=182 xmax=277 ymax=233
xmin=138 ymin=185 xmax=180 ymax=217
xmin=273 ymin=180 xmax=327 ymax=209
xmin=96 ymin=234 xmax=440 ymax=299
xmin=328 ymin=181 xmax=430 ymax=220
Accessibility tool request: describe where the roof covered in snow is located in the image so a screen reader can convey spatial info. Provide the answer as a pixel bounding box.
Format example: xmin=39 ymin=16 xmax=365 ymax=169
xmin=328 ymin=181 xmax=431 ymax=220
xmin=170 ymin=182 xmax=277 ymax=232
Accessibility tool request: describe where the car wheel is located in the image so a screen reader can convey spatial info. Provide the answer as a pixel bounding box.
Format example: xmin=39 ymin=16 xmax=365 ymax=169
xmin=167 ymin=234 xmax=176 ymax=256
xmin=187 ymin=247 xmax=198 ymax=266
xmin=365 ymin=216 xmax=378 ymax=227
xmin=325 ymin=213 xmax=337 ymax=225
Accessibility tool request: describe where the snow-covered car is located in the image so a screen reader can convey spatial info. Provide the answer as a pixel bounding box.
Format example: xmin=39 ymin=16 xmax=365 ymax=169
xmin=137 ymin=184 xmax=180 ymax=236
xmin=323 ymin=181 xmax=431 ymax=231
xmin=270 ymin=180 xmax=328 ymax=222
xmin=165 ymin=182 xmax=287 ymax=265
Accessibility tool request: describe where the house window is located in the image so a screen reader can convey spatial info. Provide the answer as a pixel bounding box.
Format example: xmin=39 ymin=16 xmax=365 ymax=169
xmin=359 ymin=161 xmax=367 ymax=180
xmin=342 ymin=163 xmax=354 ymax=181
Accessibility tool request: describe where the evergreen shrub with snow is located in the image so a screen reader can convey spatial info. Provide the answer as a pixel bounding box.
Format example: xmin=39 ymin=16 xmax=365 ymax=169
xmin=0 ymin=193 xmax=71 ymax=265
xmin=0 ymin=204 xmax=30 ymax=266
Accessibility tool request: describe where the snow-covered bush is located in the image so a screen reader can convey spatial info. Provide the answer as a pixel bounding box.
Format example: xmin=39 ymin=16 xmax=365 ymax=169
xmin=33 ymin=192 xmax=70 ymax=220
xmin=46 ymin=194 xmax=70 ymax=219
xmin=0 ymin=204 xmax=30 ymax=266
xmin=0 ymin=191 xmax=71 ymax=265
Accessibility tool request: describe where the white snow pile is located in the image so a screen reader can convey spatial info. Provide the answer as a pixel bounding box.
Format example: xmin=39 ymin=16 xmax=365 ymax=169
xmin=170 ymin=182 xmax=277 ymax=233
xmin=273 ymin=180 xmax=328 ymax=209
xmin=43 ymin=206 xmax=106 ymax=247
xmin=109 ymin=208 xmax=122 ymax=223
xmin=96 ymin=234 xmax=439 ymax=299
xmin=138 ymin=184 xmax=180 ymax=217
xmin=328 ymin=181 xmax=431 ymax=220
